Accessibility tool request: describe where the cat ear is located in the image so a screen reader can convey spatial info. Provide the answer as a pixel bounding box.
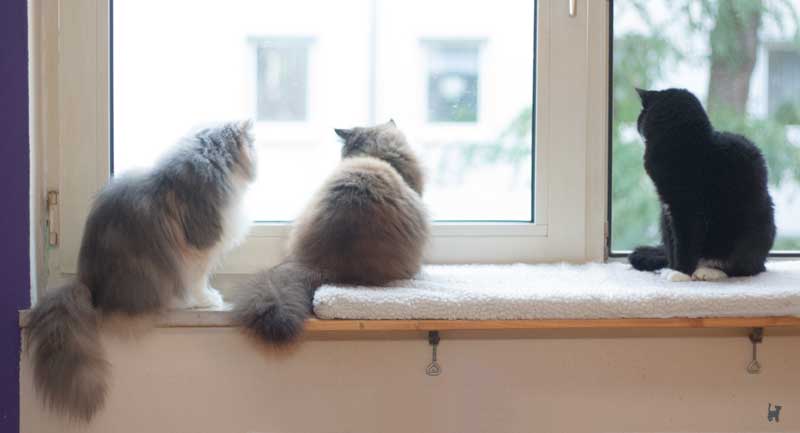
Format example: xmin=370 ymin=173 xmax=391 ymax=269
xmin=388 ymin=118 xmax=397 ymax=127
xmin=334 ymin=128 xmax=353 ymax=140
xmin=635 ymin=88 xmax=653 ymax=107
xmin=238 ymin=119 xmax=254 ymax=132
xmin=233 ymin=119 xmax=255 ymax=148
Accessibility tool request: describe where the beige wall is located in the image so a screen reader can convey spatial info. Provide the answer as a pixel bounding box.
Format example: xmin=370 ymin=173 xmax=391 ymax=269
xmin=21 ymin=328 xmax=800 ymax=433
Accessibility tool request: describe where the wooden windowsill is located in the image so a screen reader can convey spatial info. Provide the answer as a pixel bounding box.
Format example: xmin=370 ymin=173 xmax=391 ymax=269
xmin=17 ymin=309 xmax=800 ymax=331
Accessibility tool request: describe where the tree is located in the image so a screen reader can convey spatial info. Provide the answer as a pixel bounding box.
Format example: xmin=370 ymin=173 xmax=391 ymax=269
xmin=708 ymin=0 xmax=763 ymax=114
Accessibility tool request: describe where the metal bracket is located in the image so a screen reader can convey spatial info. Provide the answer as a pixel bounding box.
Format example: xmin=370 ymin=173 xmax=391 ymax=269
xmin=426 ymin=331 xmax=441 ymax=376
xmin=747 ymin=327 xmax=764 ymax=374
xmin=47 ymin=190 xmax=59 ymax=246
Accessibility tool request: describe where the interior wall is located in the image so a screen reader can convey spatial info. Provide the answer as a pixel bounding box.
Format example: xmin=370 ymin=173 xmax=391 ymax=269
xmin=20 ymin=328 xmax=800 ymax=433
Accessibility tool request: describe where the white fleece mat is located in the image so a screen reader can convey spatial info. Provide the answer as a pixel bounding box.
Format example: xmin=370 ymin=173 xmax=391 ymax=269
xmin=313 ymin=262 xmax=800 ymax=320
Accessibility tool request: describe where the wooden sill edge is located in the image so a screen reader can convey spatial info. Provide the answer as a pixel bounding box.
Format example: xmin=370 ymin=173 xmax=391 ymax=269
xmin=17 ymin=310 xmax=800 ymax=331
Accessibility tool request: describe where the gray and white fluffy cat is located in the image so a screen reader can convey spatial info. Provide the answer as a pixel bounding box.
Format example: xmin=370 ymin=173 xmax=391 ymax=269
xmin=234 ymin=120 xmax=429 ymax=344
xmin=25 ymin=121 xmax=256 ymax=421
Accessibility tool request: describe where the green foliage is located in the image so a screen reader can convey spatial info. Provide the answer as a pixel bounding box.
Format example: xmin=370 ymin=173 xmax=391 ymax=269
xmin=613 ymin=34 xmax=683 ymax=123
xmin=709 ymin=109 xmax=800 ymax=186
xmin=774 ymin=236 xmax=800 ymax=250
xmin=434 ymin=106 xmax=532 ymax=188
xmin=774 ymin=101 xmax=800 ymax=124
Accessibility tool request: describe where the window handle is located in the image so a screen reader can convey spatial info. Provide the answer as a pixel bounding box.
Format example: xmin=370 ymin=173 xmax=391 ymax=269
xmin=569 ymin=0 xmax=577 ymax=17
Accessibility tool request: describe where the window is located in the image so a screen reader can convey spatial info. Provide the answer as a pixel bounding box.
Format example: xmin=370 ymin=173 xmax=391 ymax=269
xmin=426 ymin=41 xmax=480 ymax=123
xmin=768 ymin=47 xmax=800 ymax=119
xmin=112 ymin=0 xmax=534 ymax=222
xmin=254 ymin=38 xmax=310 ymax=122
xmin=611 ymin=0 xmax=800 ymax=254
xmin=46 ymin=0 xmax=609 ymax=276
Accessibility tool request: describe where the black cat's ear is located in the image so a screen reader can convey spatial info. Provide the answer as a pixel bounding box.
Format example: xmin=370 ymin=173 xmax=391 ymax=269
xmin=334 ymin=128 xmax=353 ymax=140
xmin=635 ymin=88 xmax=652 ymax=107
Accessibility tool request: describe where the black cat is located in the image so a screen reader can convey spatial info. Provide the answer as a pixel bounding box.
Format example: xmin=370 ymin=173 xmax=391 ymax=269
xmin=628 ymin=88 xmax=775 ymax=281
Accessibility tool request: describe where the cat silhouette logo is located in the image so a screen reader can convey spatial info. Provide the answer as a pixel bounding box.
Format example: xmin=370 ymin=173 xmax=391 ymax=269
xmin=768 ymin=403 xmax=782 ymax=423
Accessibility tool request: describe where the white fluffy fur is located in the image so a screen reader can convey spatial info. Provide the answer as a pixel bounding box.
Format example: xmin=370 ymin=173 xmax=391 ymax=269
xmin=692 ymin=266 xmax=728 ymax=281
xmin=314 ymin=261 xmax=800 ymax=320
xmin=659 ymin=259 xmax=729 ymax=283
xmin=661 ymin=269 xmax=692 ymax=282
xmin=172 ymin=173 xmax=253 ymax=310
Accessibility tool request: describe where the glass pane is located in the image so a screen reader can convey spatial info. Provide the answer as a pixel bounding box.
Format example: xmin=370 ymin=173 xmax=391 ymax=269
xmin=611 ymin=0 xmax=800 ymax=252
xmin=112 ymin=0 xmax=535 ymax=222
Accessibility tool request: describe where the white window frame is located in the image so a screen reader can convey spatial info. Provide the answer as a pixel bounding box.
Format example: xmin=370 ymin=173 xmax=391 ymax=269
xmin=39 ymin=0 xmax=609 ymax=280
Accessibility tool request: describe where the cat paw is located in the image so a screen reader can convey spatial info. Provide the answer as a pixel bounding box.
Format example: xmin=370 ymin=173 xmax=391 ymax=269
xmin=174 ymin=287 xmax=227 ymax=310
xmin=192 ymin=287 xmax=226 ymax=309
xmin=692 ymin=267 xmax=728 ymax=281
xmin=661 ymin=269 xmax=692 ymax=282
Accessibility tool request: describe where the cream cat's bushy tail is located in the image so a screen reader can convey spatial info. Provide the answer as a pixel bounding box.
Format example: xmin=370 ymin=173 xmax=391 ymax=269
xmin=233 ymin=261 xmax=324 ymax=343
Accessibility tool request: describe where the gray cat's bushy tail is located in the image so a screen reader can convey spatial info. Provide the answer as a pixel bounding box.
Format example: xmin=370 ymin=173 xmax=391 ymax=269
xmin=629 ymin=245 xmax=669 ymax=271
xmin=25 ymin=281 xmax=109 ymax=422
xmin=233 ymin=260 xmax=324 ymax=345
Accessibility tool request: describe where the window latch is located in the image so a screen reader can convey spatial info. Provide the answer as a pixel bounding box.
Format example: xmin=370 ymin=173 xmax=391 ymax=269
xmin=568 ymin=0 xmax=577 ymax=17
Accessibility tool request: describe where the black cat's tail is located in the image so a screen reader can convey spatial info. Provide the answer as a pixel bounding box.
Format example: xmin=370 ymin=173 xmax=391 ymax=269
xmin=232 ymin=260 xmax=324 ymax=345
xmin=629 ymin=245 xmax=669 ymax=271
xmin=25 ymin=281 xmax=109 ymax=422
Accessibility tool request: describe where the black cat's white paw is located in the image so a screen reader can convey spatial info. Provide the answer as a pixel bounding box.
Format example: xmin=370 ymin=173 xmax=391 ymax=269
xmin=692 ymin=267 xmax=728 ymax=281
xmin=661 ymin=269 xmax=692 ymax=282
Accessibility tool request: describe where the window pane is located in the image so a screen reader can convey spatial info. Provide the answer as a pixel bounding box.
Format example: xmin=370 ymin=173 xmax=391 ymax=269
xmin=611 ymin=0 xmax=800 ymax=252
xmin=112 ymin=0 xmax=535 ymax=222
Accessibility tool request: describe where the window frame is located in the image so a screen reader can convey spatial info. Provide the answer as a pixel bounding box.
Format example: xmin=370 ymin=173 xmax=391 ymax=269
xmin=42 ymin=0 xmax=610 ymax=279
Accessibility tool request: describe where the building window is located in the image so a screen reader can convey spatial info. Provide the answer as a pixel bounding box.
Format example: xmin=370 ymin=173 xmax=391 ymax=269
xmin=425 ymin=41 xmax=480 ymax=123
xmin=254 ymin=38 xmax=310 ymax=121
xmin=768 ymin=48 xmax=800 ymax=122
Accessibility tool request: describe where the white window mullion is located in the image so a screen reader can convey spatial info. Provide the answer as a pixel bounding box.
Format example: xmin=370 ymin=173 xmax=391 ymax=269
xmin=585 ymin=0 xmax=611 ymax=262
